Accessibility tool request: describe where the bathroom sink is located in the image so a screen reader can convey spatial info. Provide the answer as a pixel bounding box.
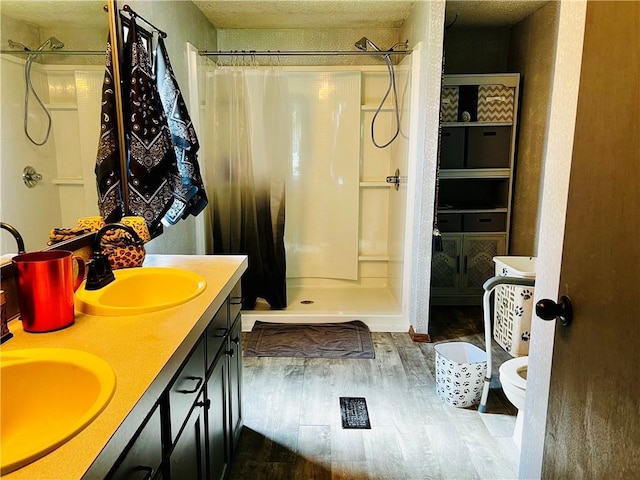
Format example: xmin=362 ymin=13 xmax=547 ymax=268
xmin=0 ymin=348 xmax=116 ymax=474
xmin=75 ymin=266 xmax=207 ymax=316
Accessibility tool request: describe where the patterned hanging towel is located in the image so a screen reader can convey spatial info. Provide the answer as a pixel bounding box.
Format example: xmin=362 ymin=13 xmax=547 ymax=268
xmin=155 ymin=36 xmax=208 ymax=225
xmin=95 ymin=33 xmax=125 ymax=224
xmin=124 ymin=18 xmax=177 ymax=236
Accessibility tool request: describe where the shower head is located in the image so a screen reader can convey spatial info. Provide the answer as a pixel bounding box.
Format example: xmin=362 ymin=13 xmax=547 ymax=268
xmin=35 ymin=36 xmax=64 ymax=52
xmin=48 ymin=37 xmax=64 ymax=50
xmin=354 ymin=37 xmax=381 ymax=52
xmin=8 ymin=39 xmax=30 ymax=51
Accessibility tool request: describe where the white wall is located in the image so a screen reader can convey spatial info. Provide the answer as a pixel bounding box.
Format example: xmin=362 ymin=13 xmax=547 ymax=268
xmin=124 ymin=0 xmax=217 ymax=255
xmin=520 ymin=1 xmax=587 ymax=477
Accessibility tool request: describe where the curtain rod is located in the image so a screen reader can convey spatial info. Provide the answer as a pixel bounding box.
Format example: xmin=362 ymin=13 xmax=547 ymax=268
xmin=0 ymin=50 xmax=106 ymax=56
xmin=198 ymin=49 xmax=412 ymax=57
xmin=121 ymin=4 xmax=167 ymax=38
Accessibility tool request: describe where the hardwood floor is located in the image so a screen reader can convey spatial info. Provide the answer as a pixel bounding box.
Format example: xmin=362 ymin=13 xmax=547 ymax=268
xmin=230 ymin=307 xmax=519 ymax=479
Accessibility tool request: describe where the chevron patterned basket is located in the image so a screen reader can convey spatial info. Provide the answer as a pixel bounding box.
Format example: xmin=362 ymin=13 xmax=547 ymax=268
xmin=440 ymin=86 xmax=459 ymax=122
xmin=477 ymin=84 xmax=515 ymax=123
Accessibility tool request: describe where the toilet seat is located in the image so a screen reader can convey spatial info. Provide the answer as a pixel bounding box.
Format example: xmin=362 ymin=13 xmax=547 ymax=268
xmin=499 ymin=356 xmax=528 ymax=391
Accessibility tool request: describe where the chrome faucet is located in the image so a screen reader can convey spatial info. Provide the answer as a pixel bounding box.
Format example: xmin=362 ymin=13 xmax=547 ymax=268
xmin=85 ymin=223 xmax=143 ymax=290
xmin=0 ymin=222 xmax=26 ymax=254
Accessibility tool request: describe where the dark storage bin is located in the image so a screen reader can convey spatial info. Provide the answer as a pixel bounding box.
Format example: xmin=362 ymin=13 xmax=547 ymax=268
xmin=439 ymin=127 xmax=465 ymax=169
xmin=466 ymin=126 xmax=511 ymax=168
xmin=437 ymin=213 xmax=463 ymax=232
xmin=439 ymin=178 xmax=509 ymax=210
xmin=463 ymin=213 xmax=507 ymax=232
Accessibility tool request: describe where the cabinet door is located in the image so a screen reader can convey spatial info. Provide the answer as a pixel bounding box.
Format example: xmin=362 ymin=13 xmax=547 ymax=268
xmin=169 ymin=339 xmax=205 ymax=444
xmin=460 ymin=234 xmax=506 ymax=295
xmin=169 ymin=396 xmax=207 ymax=480
xmin=206 ymin=353 xmax=229 ymax=480
xmin=107 ymin=407 xmax=163 ymax=480
xmin=206 ymin=302 xmax=228 ymax=373
xmin=430 ymin=234 xmax=462 ymax=294
xmin=227 ymin=316 xmax=243 ymax=451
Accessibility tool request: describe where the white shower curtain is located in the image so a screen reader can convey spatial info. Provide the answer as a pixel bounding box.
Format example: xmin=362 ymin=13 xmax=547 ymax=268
xmin=206 ymin=66 xmax=290 ymax=309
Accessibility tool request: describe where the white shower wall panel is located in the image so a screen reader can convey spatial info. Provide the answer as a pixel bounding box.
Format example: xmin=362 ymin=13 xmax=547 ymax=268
xmin=46 ymin=66 xmax=102 ymax=227
xmin=0 ymin=56 xmax=61 ymax=253
xmin=387 ymin=61 xmax=412 ymax=305
xmin=284 ymin=71 xmax=361 ymax=280
xmin=360 ymin=110 xmax=393 ymax=181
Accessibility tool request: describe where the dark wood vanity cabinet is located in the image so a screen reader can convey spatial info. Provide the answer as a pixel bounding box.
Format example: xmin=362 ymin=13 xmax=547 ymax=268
xmin=227 ymin=315 xmax=243 ymax=451
xmin=107 ymin=407 xmax=163 ymax=480
xmin=206 ymin=345 xmax=230 ymax=480
xmin=168 ymin=392 xmax=207 ymax=480
xmin=104 ymin=285 xmax=243 ymax=480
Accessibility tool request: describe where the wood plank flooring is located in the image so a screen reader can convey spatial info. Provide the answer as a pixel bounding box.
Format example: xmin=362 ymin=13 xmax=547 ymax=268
xmin=230 ymin=307 xmax=520 ymax=479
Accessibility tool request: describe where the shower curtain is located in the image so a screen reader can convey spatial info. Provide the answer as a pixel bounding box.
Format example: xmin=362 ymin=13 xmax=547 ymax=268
xmin=208 ymin=67 xmax=290 ymax=309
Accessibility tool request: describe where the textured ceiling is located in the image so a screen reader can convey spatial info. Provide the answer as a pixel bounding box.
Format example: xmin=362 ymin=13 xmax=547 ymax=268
xmin=445 ymin=0 xmax=549 ymax=27
xmin=0 ymin=1 xmax=107 ymax=29
xmin=0 ymin=1 xmax=549 ymax=31
xmin=191 ymin=1 xmax=415 ymax=29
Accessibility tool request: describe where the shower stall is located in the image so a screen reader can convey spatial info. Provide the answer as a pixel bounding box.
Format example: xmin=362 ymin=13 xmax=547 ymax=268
xmin=0 ymin=39 xmax=105 ymax=253
xmin=196 ymin=41 xmax=421 ymax=332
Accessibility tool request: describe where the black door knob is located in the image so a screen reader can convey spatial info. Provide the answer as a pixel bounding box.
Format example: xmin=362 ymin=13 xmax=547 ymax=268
xmin=535 ymin=296 xmax=573 ymax=327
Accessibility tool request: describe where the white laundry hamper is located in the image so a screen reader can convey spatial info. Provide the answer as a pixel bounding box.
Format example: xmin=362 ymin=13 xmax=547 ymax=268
xmin=434 ymin=342 xmax=487 ymax=408
xmin=493 ymin=256 xmax=536 ymax=356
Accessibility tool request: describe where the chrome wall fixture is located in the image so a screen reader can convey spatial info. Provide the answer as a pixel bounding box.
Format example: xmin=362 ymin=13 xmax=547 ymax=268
xmin=22 ymin=166 xmax=43 ymax=188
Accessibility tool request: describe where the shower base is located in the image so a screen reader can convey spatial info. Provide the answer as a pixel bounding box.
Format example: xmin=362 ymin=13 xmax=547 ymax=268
xmin=241 ymin=286 xmax=407 ymax=333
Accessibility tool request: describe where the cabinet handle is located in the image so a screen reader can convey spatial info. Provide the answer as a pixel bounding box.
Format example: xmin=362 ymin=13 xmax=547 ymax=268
xmin=230 ymin=296 xmax=243 ymax=305
xmin=225 ymin=349 xmax=235 ymax=358
xmin=131 ymin=465 xmax=154 ymax=480
xmin=195 ymin=399 xmax=211 ymax=409
xmin=231 ymin=336 xmax=240 ymax=345
xmin=456 ymin=255 xmax=460 ymax=274
xmin=176 ymin=376 xmax=203 ymax=394
xmin=464 ymin=256 xmax=468 ymax=273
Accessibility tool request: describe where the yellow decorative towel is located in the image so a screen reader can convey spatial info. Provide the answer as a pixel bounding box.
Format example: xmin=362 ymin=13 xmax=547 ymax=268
xmin=48 ymin=227 xmax=92 ymax=245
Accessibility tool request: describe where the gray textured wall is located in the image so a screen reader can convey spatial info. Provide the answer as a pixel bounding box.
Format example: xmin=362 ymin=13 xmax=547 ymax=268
xmin=508 ymin=2 xmax=560 ymax=256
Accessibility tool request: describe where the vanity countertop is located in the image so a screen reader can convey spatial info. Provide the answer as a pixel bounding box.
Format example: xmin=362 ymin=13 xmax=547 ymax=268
xmin=1 ymin=254 xmax=248 ymax=479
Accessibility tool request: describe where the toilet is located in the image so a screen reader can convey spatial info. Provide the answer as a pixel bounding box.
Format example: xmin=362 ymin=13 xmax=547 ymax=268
xmin=499 ymin=356 xmax=528 ymax=449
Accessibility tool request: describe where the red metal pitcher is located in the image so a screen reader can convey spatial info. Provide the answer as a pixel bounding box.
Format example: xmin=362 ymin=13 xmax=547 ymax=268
xmin=12 ymin=250 xmax=86 ymax=333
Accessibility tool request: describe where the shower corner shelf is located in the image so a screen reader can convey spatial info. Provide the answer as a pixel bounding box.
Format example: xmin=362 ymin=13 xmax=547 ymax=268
xmin=361 ymin=104 xmax=394 ymax=111
xmin=358 ymin=255 xmax=390 ymax=262
xmin=432 ymin=73 xmax=520 ymax=306
xmin=52 ymin=177 xmax=84 ymax=185
xmin=44 ymin=103 xmax=78 ymax=111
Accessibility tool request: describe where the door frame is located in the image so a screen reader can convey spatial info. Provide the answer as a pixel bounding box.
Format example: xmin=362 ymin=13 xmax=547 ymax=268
xmin=519 ymin=1 xmax=588 ymax=478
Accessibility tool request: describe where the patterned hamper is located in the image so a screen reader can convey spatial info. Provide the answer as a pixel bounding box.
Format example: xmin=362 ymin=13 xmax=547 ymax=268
xmin=434 ymin=342 xmax=487 ymax=408
xmin=493 ymin=256 xmax=537 ymax=357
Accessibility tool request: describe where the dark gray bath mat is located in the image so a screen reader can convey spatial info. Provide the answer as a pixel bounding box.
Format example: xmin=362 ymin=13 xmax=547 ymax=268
xmin=244 ymin=320 xmax=375 ymax=358
xmin=340 ymin=397 xmax=371 ymax=429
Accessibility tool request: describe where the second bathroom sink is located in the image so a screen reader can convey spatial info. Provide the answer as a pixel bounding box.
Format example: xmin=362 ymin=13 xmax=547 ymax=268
xmin=0 ymin=348 xmax=116 ymax=474
xmin=75 ymin=266 xmax=207 ymax=316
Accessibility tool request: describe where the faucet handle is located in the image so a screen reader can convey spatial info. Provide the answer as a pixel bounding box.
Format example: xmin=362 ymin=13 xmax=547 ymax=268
xmin=1 ymin=290 xmax=14 ymax=344
xmin=85 ymin=252 xmax=116 ymax=291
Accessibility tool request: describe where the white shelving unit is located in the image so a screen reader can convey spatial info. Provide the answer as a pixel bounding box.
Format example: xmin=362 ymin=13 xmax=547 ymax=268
xmin=431 ymin=73 xmax=520 ymax=305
